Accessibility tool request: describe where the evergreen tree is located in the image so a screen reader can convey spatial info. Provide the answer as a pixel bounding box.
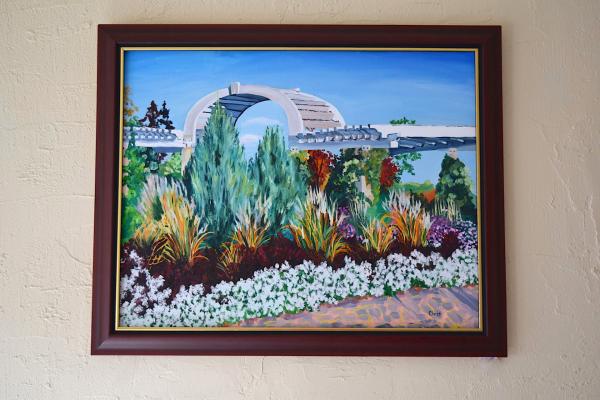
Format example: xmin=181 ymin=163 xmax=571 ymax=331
xmin=184 ymin=105 xmax=249 ymax=246
xmin=435 ymin=152 xmax=477 ymax=221
xmin=249 ymin=126 xmax=306 ymax=235
xmin=158 ymin=101 xmax=175 ymax=130
xmin=139 ymin=100 xmax=160 ymax=127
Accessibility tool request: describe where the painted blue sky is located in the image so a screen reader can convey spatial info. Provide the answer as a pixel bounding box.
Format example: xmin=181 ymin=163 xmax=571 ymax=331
xmin=123 ymin=50 xmax=477 ymax=186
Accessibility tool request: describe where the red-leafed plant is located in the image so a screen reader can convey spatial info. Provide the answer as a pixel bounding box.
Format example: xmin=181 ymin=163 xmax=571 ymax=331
xmin=307 ymin=150 xmax=335 ymax=191
xmin=379 ymin=157 xmax=399 ymax=189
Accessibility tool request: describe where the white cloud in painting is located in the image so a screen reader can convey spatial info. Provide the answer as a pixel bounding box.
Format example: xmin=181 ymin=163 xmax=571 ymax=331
xmin=239 ymin=133 xmax=263 ymax=145
xmin=240 ymin=116 xmax=283 ymax=127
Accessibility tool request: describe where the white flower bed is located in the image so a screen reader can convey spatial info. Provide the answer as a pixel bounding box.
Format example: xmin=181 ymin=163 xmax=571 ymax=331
xmin=120 ymin=249 xmax=478 ymax=327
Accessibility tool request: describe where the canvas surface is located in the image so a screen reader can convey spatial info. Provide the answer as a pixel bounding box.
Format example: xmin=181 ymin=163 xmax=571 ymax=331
xmin=117 ymin=49 xmax=481 ymax=330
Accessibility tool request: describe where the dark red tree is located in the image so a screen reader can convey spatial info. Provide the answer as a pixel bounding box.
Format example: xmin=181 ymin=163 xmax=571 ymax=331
xmin=379 ymin=156 xmax=399 ymax=189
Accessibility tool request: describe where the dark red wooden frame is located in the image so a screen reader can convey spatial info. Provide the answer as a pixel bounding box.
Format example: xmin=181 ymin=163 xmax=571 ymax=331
xmin=92 ymin=24 xmax=506 ymax=356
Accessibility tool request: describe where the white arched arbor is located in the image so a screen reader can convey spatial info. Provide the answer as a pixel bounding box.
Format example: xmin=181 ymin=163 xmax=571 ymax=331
xmin=182 ymin=82 xmax=346 ymax=144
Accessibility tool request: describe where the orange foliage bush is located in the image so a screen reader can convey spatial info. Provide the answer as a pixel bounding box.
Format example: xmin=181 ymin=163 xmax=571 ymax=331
xmin=422 ymin=188 xmax=436 ymax=203
xmin=307 ymin=150 xmax=334 ymax=191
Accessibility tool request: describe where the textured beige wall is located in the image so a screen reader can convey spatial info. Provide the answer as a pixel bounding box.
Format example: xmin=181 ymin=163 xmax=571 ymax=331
xmin=1 ymin=0 xmax=599 ymax=398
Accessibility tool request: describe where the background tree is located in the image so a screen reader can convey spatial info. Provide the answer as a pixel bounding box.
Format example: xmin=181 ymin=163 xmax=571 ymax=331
xmin=138 ymin=100 xmax=160 ymax=127
xmin=158 ymin=101 xmax=175 ymax=130
xmin=123 ymin=85 xmax=140 ymax=127
xmin=184 ymin=105 xmax=249 ymax=246
xmin=139 ymin=100 xmax=176 ymax=130
xmin=249 ymin=126 xmax=306 ymax=234
xmin=379 ymin=157 xmax=398 ymax=190
xmin=390 ymin=116 xmax=416 ymax=125
xmin=362 ymin=148 xmax=389 ymax=201
xmin=435 ymin=151 xmax=477 ymax=221
xmin=307 ymin=150 xmax=335 ymax=191
xmin=326 ymin=148 xmax=364 ymax=207
xmin=393 ymin=152 xmax=422 ymax=178
xmin=120 ymin=89 xmax=179 ymax=242
xmin=290 ymin=150 xmax=311 ymax=188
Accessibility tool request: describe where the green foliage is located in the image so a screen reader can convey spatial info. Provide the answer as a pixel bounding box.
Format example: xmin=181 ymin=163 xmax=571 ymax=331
xmin=393 ymin=152 xmax=422 ymax=177
xmin=121 ymin=204 xmax=143 ymax=245
xmin=121 ymin=140 xmax=148 ymax=243
xmin=326 ymin=149 xmax=364 ymax=207
xmin=184 ymin=105 xmax=249 ymax=246
xmin=362 ymin=148 xmax=389 ymax=201
xmin=435 ymin=154 xmax=477 ymax=221
xmin=290 ymin=150 xmax=311 ymax=188
xmin=397 ymin=180 xmax=434 ymax=194
xmin=159 ymin=153 xmax=182 ymax=180
xmin=249 ymin=127 xmax=306 ymax=235
xmin=390 ymin=117 xmax=416 ymax=125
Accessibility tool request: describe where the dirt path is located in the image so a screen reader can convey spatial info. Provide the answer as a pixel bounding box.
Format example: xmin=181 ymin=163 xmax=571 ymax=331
xmin=236 ymin=285 xmax=479 ymax=329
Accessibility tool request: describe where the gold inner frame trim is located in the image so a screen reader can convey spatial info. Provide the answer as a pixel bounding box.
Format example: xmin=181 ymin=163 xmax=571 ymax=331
xmin=115 ymin=47 xmax=482 ymax=332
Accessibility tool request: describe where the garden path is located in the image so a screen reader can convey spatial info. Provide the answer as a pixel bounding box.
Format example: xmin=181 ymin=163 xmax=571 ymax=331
xmin=235 ymin=285 xmax=479 ymax=329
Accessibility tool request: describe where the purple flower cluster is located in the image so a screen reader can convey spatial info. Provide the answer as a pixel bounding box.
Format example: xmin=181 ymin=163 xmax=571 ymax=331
xmin=428 ymin=216 xmax=458 ymax=247
xmin=453 ymin=220 xmax=478 ymax=250
xmin=337 ymin=206 xmax=357 ymax=239
xmin=427 ymin=216 xmax=478 ymax=250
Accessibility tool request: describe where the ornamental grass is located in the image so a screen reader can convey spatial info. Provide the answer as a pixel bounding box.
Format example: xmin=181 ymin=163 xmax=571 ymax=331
xmin=288 ymin=189 xmax=349 ymax=263
xmin=149 ymin=189 xmax=210 ymax=267
xmin=384 ymin=190 xmax=432 ymax=248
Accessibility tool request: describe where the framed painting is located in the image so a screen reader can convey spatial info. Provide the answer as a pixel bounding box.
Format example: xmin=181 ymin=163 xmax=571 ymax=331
xmin=92 ymin=24 xmax=506 ymax=356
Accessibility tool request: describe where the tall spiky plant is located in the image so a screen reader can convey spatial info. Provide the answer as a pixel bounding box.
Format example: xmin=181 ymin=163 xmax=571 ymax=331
xmin=384 ymin=190 xmax=432 ymax=248
xmin=133 ymin=175 xmax=179 ymax=252
xmin=360 ymin=218 xmax=395 ymax=255
xmin=231 ymin=197 xmax=272 ymax=252
xmin=149 ymin=190 xmax=210 ymax=267
xmin=432 ymin=197 xmax=462 ymax=221
xmin=288 ymin=189 xmax=349 ymax=262
xmin=350 ymin=199 xmax=394 ymax=255
xmin=218 ymin=197 xmax=272 ymax=276
xmin=249 ymin=126 xmax=305 ymax=235
xmin=184 ymin=104 xmax=250 ymax=247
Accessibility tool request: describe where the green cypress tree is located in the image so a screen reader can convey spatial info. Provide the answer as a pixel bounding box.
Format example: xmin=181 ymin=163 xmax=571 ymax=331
xmin=435 ymin=153 xmax=477 ymax=221
xmin=184 ymin=105 xmax=249 ymax=246
xmin=249 ymin=126 xmax=306 ymax=235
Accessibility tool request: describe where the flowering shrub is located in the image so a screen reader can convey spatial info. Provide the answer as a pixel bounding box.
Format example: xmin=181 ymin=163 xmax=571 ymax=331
xmin=453 ymin=220 xmax=478 ymax=250
xmin=337 ymin=207 xmax=357 ymax=239
xmin=120 ymin=248 xmax=478 ymax=327
xmin=427 ymin=216 xmax=456 ymax=247
xmin=427 ymin=216 xmax=478 ymax=252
